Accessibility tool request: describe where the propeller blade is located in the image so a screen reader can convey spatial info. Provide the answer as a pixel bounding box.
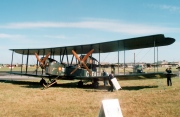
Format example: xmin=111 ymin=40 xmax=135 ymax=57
xmin=72 ymin=50 xmax=81 ymax=62
xmin=71 ymin=49 xmax=94 ymax=76
xmin=70 ymin=65 xmax=80 ymax=75
xmin=82 ymin=49 xmax=94 ymax=62
xmin=82 ymin=62 xmax=92 ymax=76
xmin=41 ymin=52 xmax=51 ymax=63
xmin=35 ymin=53 xmax=41 ymax=62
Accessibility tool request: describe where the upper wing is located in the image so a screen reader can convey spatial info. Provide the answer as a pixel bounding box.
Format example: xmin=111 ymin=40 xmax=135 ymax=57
xmin=9 ymin=34 xmax=175 ymax=55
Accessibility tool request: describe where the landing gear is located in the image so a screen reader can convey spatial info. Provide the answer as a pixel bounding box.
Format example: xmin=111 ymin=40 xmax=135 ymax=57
xmin=47 ymin=79 xmax=57 ymax=87
xmin=48 ymin=79 xmax=57 ymax=86
xmin=77 ymin=79 xmax=99 ymax=88
xmin=77 ymin=79 xmax=99 ymax=89
xmin=78 ymin=81 xmax=83 ymax=88
xmin=40 ymin=78 xmax=47 ymax=87
xmin=40 ymin=78 xmax=57 ymax=89
xmin=92 ymin=78 xmax=99 ymax=89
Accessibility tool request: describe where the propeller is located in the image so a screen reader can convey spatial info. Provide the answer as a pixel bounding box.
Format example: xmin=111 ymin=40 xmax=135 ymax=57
xmin=35 ymin=52 xmax=51 ymax=69
xmin=70 ymin=49 xmax=94 ymax=76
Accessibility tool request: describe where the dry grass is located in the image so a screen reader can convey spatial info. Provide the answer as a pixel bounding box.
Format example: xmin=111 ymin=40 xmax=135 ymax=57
xmin=0 ymin=76 xmax=179 ymax=117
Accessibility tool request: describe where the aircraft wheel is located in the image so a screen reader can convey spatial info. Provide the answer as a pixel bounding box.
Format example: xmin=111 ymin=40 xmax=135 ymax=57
xmin=92 ymin=81 xmax=99 ymax=89
xmin=40 ymin=78 xmax=47 ymax=86
xmin=78 ymin=81 xmax=83 ymax=88
xmin=92 ymin=78 xmax=99 ymax=88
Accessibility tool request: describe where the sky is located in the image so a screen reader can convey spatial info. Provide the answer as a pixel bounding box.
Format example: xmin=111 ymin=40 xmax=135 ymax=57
xmin=0 ymin=0 xmax=180 ymax=64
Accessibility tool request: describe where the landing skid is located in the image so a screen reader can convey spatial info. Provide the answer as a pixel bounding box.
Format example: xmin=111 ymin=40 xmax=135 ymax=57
xmin=40 ymin=78 xmax=57 ymax=89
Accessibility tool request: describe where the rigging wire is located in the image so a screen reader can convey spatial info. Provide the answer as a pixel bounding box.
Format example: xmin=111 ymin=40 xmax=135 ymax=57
xmin=138 ymin=48 xmax=152 ymax=63
xmin=102 ymin=53 xmax=110 ymax=63
xmin=121 ymin=49 xmax=144 ymax=63
xmin=133 ymin=49 xmax=144 ymax=63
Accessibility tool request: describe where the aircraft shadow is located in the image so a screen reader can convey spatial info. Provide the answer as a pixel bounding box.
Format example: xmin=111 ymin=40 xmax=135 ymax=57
xmin=0 ymin=80 xmax=106 ymax=89
xmin=0 ymin=80 xmax=41 ymax=88
xmin=52 ymin=83 xmax=108 ymax=90
xmin=0 ymin=80 xmax=158 ymax=91
xmin=0 ymin=80 xmax=80 ymax=89
xmin=121 ymin=85 xmax=158 ymax=90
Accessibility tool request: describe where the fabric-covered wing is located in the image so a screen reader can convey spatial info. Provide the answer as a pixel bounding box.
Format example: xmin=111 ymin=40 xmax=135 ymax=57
xmin=10 ymin=34 xmax=175 ymax=55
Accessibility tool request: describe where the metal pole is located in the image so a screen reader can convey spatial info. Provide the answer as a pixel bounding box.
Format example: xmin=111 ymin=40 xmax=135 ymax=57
xmin=26 ymin=49 xmax=29 ymax=74
xmin=21 ymin=50 xmax=24 ymax=74
xmin=10 ymin=50 xmax=14 ymax=72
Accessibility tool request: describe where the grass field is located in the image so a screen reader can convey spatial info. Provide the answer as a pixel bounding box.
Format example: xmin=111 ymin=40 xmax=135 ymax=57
xmin=0 ymin=74 xmax=180 ymax=117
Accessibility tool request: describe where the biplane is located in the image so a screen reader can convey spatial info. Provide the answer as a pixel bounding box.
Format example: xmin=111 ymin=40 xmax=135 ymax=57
xmin=8 ymin=34 xmax=176 ymax=88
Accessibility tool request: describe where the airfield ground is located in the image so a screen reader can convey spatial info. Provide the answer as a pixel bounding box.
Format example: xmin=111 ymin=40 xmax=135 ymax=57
xmin=0 ymin=67 xmax=180 ymax=117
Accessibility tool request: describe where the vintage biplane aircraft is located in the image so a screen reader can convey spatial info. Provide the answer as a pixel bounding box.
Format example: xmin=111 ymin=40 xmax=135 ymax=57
xmin=8 ymin=34 xmax=176 ymax=88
